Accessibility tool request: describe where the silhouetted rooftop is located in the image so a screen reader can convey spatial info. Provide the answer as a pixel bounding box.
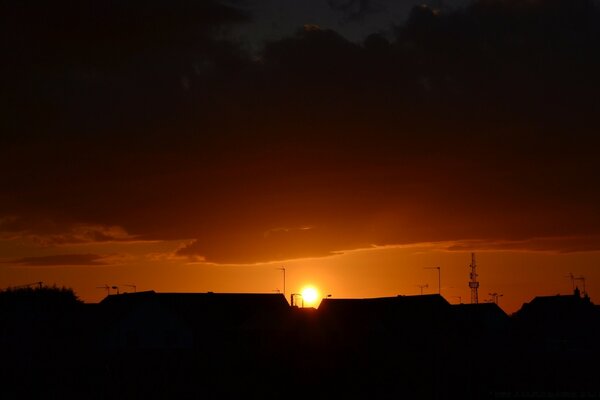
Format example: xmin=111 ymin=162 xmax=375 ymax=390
xmin=317 ymin=294 xmax=452 ymax=335
xmin=514 ymin=290 xmax=595 ymax=319
xmin=452 ymin=302 xmax=508 ymax=316
xmin=318 ymin=294 xmax=450 ymax=311
xmin=452 ymin=302 xmax=510 ymax=336
xmin=101 ymin=291 xmax=288 ymax=307
xmin=319 ymin=293 xmax=449 ymax=304
xmin=99 ymin=291 xmax=290 ymax=331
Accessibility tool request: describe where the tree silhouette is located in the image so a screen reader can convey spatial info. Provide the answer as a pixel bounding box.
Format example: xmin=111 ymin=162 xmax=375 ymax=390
xmin=0 ymin=284 xmax=82 ymax=307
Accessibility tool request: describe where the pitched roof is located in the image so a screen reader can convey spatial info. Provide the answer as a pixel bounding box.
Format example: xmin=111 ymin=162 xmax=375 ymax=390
xmin=512 ymin=292 xmax=599 ymax=331
xmin=452 ymin=303 xmax=510 ymax=333
xmin=317 ymin=294 xmax=452 ymax=333
xmin=318 ymin=294 xmax=450 ymax=313
xmin=514 ymin=293 xmax=594 ymax=317
xmin=100 ymin=291 xmax=288 ymax=308
xmin=452 ymin=302 xmax=509 ymax=318
xmin=99 ymin=291 xmax=290 ymax=329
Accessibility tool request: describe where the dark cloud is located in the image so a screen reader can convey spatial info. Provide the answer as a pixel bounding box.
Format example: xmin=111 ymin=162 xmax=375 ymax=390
xmin=6 ymin=254 xmax=111 ymax=267
xmin=176 ymin=226 xmax=372 ymax=264
xmin=2 ymin=0 xmax=600 ymax=263
xmin=0 ymin=216 xmax=135 ymax=245
xmin=3 ymin=0 xmax=250 ymax=138
xmin=2 ymin=0 xmax=247 ymax=67
xmin=328 ymin=0 xmax=381 ymax=22
xmin=444 ymin=236 xmax=600 ymax=253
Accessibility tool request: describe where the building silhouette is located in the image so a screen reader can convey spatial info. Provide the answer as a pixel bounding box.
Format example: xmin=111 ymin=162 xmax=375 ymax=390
xmin=1 ymin=286 xmax=599 ymax=399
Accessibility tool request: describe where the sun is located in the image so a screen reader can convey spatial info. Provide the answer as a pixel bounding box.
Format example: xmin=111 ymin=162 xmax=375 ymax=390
xmin=301 ymin=286 xmax=319 ymax=306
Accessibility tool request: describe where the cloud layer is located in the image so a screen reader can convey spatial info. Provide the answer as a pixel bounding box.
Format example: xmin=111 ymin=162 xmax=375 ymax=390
xmin=2 ymin=0 xmax=600 ymax=263
xmin=6 ymin=254 xmax=111 ymax=267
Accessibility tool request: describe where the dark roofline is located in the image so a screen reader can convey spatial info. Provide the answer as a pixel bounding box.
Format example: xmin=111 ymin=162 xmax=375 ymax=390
xmin=99 ymin=291 xmax=288 ymax=306
xmin=320 ymin=294 xmax=446 ymax=301
xmin=155 ymin=292 xmax=285 ymax=297
xmin=99 ymin=290 xmax=156 ymax=304
xmin=452 ymin=302 xmax=509 ymax=317
xmin=318 ymin=294 xmax=450 ymax=309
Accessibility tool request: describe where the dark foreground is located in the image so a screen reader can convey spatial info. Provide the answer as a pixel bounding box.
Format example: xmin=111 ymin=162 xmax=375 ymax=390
xmin=1 ymin=289 xmax=599 ymax=399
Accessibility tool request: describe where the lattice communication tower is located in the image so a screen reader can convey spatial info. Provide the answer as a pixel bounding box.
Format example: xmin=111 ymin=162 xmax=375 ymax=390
xmin=469 ymin=253 xmax=480 ymax=304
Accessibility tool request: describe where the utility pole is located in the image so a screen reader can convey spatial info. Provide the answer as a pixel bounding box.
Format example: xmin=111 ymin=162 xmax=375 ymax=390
xmin=417 ymin=284 xmax=428 ymax=295
xmin=278 ymin=267 xmax=286 ymax=298
xmin=425 ymin=266 xmax=441 ymax=295
xmin=488 ymin=292 xmax=503 ymax=305
xmin=469 ymin=253 xmax=480 ymax=304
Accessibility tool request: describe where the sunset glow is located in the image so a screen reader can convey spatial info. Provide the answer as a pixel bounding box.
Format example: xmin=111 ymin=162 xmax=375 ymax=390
xmin=301 ymin=286 xmax=319 ymax=306
xmin=1 ymin=0 xmax=600 ymax=316
xmin=4 ymin=1 xmax=600 ymax=397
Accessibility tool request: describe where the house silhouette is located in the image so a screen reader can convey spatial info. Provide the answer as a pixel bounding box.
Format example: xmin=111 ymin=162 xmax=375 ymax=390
xmin=99 ymin=291 xmax=290 ymax=350
xmin=2 ymin=287 xmax=600 ymax=398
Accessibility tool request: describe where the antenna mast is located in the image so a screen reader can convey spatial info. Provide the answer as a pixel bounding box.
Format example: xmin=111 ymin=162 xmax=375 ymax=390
xmin=469 ymin=253 xmax=480 ymax=304
xmin=122 ymin=284 xmax=137 ymax=293
xmin=566 ymin=272 xmax=576 ymax=292
xmin=278 ymin=267 xmax=286 ymax=298
xmin=96 ymin=284 xmax=110 ymax=296
xmin=574 ymin=276 xmax=586 ymax=296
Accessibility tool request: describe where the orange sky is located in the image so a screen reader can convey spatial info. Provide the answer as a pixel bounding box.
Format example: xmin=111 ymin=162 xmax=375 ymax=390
xmin=2 ymin=0 xmax=600 ymax=316
xmin=1 ymin=237 xmax=598 ymax=314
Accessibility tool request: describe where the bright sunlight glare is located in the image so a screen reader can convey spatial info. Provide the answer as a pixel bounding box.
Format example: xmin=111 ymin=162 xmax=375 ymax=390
xmin=301 ymin=286 xmax=319 ymax=306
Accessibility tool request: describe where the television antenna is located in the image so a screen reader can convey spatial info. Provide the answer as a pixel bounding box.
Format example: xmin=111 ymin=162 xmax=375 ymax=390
xmin=425 ymin=266 xmax=441 ymax=294
xmin=96 ymin=284 xmax=110 ymax=296
xmin=277 ymin=267 xmax=286 ymax=298
xmin=488 ymin=292 xmax=503 ymax=305
xmin=122 ymin=284 xmax=136 ymax=293
xmin=574 ymin=276 xmax=586 ymax=296
xmin=566 ymin=272 xmax=576 ymax=291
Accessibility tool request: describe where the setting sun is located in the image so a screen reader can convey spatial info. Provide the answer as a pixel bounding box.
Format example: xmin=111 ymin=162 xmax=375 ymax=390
xmin=301 ymin=286 xmax=319 ymax=306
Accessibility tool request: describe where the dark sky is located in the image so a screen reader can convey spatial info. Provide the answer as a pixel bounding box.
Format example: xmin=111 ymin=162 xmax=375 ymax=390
xmin=2 ymin=0 xmax=600 ymax=265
